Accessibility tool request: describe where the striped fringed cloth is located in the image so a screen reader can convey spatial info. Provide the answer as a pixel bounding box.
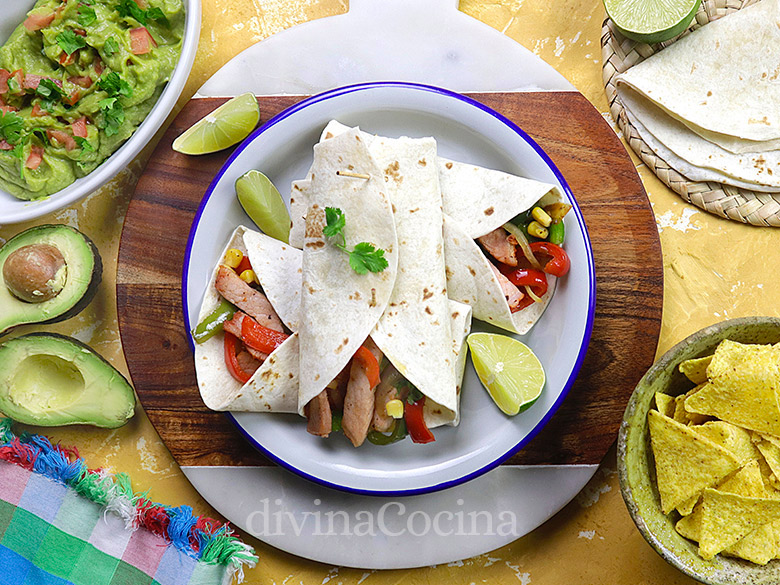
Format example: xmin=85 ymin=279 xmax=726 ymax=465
xmin=0 ymin=418 xmax=257 ymax=584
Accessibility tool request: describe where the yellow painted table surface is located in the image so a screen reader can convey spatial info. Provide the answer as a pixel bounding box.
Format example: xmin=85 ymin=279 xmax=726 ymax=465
xmin=2 ymin=1 xmax=779 ymax=583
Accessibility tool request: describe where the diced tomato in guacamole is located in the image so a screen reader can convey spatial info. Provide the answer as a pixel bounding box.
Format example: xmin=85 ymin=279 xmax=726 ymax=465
xmin=0 ymin=0 xmax=184 ymax=201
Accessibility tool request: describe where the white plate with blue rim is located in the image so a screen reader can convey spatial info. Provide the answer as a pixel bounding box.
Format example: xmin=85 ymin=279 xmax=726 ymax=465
xmin=182 ymin=81 xmax=596 ymax=496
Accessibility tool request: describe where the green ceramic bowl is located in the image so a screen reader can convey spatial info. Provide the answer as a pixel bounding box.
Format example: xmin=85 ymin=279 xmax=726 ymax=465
xmin=618 ymin=316 xmax=780 ymax=584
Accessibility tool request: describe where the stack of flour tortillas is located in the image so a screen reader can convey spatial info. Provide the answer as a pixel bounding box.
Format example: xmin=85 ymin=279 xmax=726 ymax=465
xmin=604 ymin=0 xmax=780 ymax=226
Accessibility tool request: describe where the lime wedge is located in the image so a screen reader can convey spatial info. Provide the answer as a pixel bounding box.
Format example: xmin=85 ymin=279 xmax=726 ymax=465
xmin=172 ymin=93 xmax=260 ymax=155
xmin=467 ymin=332 xmax=545 ymax=416
xmin=604 ymin=0 xmax=700 ymax=44
xmin=236 ymin=170 xmax=291 ymax=243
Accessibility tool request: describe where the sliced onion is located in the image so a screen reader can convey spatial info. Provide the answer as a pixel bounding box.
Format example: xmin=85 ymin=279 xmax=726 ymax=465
xmin=524 ymin=285 xmax=543 ymax=303
xmin=502 ymin=222 xmax=542 ymax=270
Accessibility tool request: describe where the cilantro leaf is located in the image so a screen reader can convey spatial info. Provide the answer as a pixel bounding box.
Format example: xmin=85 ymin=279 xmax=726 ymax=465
xmin=0 ymin=111 xmax=24 ymax=144
xmin=78 ymin=5 xmax=97 ymax=26
xmin=349 ymin=242 xmax=388 ymax=275
xmin=116 ymin=0 xmax=148 ymax=24
xmin=56 ymin=30 xmax=88 ymax=56
xmin=36 ymin=78 xmax=65 ymax=112
xmin=104 ymin=36 xmax=119 ymax=57
xmin=100 ymin=100 xmax=124 ymax=137
xmin=323 ymin=206 xmax=346 ymax=239
xmin=146 ymin=6 xmax=169 ymax=26
xmin=74 ymin=136 xmax=94 ymax=159
xmin=97 ymin=72 xmax=132 ymax=99
xmin=322 ymin=206 xmax=389 ymax=275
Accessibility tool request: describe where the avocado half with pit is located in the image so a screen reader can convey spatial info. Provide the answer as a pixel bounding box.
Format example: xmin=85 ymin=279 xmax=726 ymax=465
xmin=0 ymin=333 xmax=135 ymax=428
xmin=0 ymin=224 xmax=102 ymax=336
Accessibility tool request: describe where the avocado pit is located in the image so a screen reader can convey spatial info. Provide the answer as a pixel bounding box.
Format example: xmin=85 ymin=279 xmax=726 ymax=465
xmin=3 ymin=244 xmax=67 ymax=303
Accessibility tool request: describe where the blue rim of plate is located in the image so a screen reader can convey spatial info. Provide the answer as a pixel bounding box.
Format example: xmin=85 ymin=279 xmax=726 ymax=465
xmin=182 ymin=81 xmax=596 ymax=497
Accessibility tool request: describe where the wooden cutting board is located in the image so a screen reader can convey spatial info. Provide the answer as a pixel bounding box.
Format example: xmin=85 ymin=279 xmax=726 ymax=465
xmin=116 ymin=91 xmax=662 ymax=468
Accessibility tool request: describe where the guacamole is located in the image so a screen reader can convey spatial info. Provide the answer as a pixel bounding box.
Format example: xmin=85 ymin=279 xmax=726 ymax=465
xmin=0 ymin=0 xmax=184 ymax=200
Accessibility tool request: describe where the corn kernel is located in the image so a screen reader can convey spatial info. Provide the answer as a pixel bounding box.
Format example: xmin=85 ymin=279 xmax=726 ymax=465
xmin=531 ymin=206 xmax=552 ymax=227
xmin=239 ymin=269 xmax=258 ymax=284
xmin=223 ymin=248 xmax=243 ymax=268
xmin=386 ymin=399 xmax=404 ymax=419
xmin=527 ymin=221 xmax=549 ymax=239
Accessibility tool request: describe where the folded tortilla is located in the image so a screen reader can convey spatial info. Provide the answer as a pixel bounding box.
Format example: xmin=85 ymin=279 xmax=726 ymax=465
xmin=292 ymin=120 xmax=562 ymax=335
xmin=615 ymin=0 xmax=780 ymax=190
xmin=193 ymin=226 xmax=299 ymax=412
xmin=298 ymin=129 xmax=399 ymax=413
xmin=617 ymin=0 xmax=780 ymax=146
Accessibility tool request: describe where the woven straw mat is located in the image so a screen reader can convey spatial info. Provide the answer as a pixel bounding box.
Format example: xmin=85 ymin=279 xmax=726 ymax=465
xmin=602 ymin=0 xmax=780 ymax=227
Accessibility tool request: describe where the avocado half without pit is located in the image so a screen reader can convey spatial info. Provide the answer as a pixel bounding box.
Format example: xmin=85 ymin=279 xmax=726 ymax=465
xmin=0 ymin=333 xmax=135 ymax=428
xmin=0 ymin=225 xmax=102 ymax=336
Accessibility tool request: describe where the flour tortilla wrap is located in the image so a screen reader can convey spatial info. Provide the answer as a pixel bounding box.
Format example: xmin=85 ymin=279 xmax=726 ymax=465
xmin=193 ymin=226 xmax=298 ymax=412
xmin=291 ymin=121 xmax=562 ymax=334
xmin=423 ymin=300 xmax=472 ymax=428
xmin=443 ymin=215 xmax=555 ymax=334
xmin=359 ymin=134 xmax=457 ymax=413
xmin=616 ymin=0 xmax=780 ymax=146
xmin=298 ymin=129 xmax=399 ymax=413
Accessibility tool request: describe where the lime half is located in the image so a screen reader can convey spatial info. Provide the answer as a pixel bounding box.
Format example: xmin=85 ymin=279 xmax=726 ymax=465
xmin=172 ymin=93 xmax=260 ymax=155
xmin=236 ymin=170 xmax=291 ymax=243
xmin=604 ymin=0 xmax=700 ymax=44
xmin=467 ymin=332 xmax=545 ymax=416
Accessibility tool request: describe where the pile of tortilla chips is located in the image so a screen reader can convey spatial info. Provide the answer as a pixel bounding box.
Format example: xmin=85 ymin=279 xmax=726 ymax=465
xmin=649 ymin=339 xmax=780 ymax=565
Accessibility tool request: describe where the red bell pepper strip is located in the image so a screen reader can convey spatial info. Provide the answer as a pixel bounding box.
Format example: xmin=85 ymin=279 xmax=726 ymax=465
xmin=529 ymin=241 xmax=570 ymax=277
xmin=498 ymin=265 xmax=549 ymax=312
xmin=354 ymin=346 xmax=380 ymax=388
xmin=235 ymin=255 xmax=252 ymax=275
xmin=405 ymin=396 xmax=435 ymax=444
xmin=224 ymin=332 xmax=251 ymax=384
xmin=241 ymin=316 xmax=289 ymax=355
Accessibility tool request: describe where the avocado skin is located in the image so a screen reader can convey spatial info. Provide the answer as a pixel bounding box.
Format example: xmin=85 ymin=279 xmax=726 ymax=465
xmin=0 ymin=225 xmax=102 ymax=336
xmin=0 ymin=332 xmax=135 ymax=428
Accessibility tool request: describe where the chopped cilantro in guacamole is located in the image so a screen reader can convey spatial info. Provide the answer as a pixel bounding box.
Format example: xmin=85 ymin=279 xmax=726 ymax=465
xmin=0 ymin=0 xmax=184 ymax=200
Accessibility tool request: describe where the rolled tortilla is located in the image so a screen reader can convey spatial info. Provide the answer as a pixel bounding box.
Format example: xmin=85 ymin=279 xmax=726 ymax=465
xmin=193 ymin=226 xmax=298 ymax=412
xmin=292 ymin=120 xmax=562 ymax=334
xmin=358 ymin=134 xmax=457 ymax=414
xmin=298 ymin=129 xmax=399 ymax=414
xmin=443 ymin=215 xmax=555 ymax=335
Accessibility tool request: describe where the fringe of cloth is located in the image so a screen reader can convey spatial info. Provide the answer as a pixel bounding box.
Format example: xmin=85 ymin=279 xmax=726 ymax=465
xmin=0 ymin=418 xmax=258 ymax=583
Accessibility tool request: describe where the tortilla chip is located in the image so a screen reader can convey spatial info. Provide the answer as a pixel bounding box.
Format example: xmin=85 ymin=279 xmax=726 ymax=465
xmin=693 ymin=421 xmax=760 ymax=465
xmin=672 ymin=384 xmax=710 ymax=425
xmin=679 ymin=354 xmax=713 ymax=385
xmin=757 ymin=440 xmax=780 ymax=483
xmin=699 ymin=488 xmax=780 ymax=560
xmin=677 ymin=494 xmax=700 ymax=517
xmin=654 ymin=392 xmax=675 ymax=418
xmin=675 ymin=460 xmax=765 ymax=541
xmin=648 ymin=410 xmax=740 ymax=514
xmin=685 ymin=341 xmax=780 ymax=436
xmin=724 ymin=523 xmax=777 ymax=565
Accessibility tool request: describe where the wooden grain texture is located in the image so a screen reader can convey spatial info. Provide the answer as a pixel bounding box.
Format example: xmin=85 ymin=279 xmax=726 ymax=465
xmin=117 ymin=92 xmax=662 ymax=468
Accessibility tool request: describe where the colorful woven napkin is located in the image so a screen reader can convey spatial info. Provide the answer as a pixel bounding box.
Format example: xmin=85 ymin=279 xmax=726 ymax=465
xmin=0 ymin=419 xmax=257 ymax=585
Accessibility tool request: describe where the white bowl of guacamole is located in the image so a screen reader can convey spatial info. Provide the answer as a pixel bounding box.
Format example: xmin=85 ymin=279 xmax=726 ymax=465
xmin=0 ymin=0 xmax=200 ymax=223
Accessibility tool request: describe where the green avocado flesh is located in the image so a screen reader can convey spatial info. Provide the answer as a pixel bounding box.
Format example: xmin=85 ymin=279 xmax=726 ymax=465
xmin=0 ymin=224 xmax=102 ymax=336
xmin=0 ymin=0 xmax=184 ymax=200
xmin=0 ymin=332 xmax=135 ymax=427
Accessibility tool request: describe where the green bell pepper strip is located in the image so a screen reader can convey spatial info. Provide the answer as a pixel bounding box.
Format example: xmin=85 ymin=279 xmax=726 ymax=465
xmin=192 ymin=299 xmax=237 ymax=343
xmin=331 ymin=412 xmax=343 ymax=433
xmin=367 ymin=419 xmax=408 ymax=445
xmin=548 ymin=220 xmax=565 ymax=245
